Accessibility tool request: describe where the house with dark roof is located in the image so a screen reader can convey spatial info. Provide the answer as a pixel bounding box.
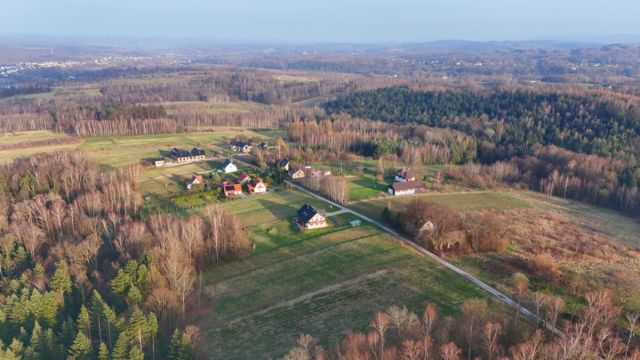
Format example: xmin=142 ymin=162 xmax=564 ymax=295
xmin=237 ymin=173 xmax=251 ymax=184
xmin=394 ymin=168 xmax=416 ymax=182
xmin=288 ymin=167 xmax=305 ymax=179
xmin=231 ymin=141 xmax=252 ymax=153
xmin=221 ymin=159 xmax=238 ymax=173
xmin=248 ymin=178 xmax=267 ymax=194
xmin=295 ymin=204 xmax=327 ymax=229
xmin=388 ymin=181 xmax=422 ymax=196
xmin=170 ymin=148 xmax=206 ymax=163
xmin=278 ymin=159 xmax=290 ymax=171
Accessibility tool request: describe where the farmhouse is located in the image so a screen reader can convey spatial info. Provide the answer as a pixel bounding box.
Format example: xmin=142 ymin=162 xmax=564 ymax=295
xmin=237 ymin=173 xmax=251 ymax=184
xmin=388 ymin=181 xmax=422 ymax=196
xmin=278 ymin=159 xmax=290 ymax=171
xmin=295 ymin=204 xmax=328 ymax=229
xmin=248 ymin=178 xmax=267 ymax=194
xmin=170 ymin=147 xmax=206 ymax=163
xmin=222 ymin=182 xmax=243 ymax=196
xmin=146 ymin=157 xmax=165 ymax=167
xmin=394 ymin=168 xmax=416 ymax=182
xmin=186 ymin=175 xmax=204 ymax=190
xmin=288 ymin=168 xmax=305 ymax=179
xmin=232 ymin=141 xmax=252 ymax=153
xmin=222 ymin=159 xmax=238 ymax=173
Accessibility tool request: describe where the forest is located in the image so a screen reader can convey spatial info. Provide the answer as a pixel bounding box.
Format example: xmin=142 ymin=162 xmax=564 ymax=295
xmin=325 ymin=87 xmax=640 ymax=215
xmin=0 ymin=152 xmax=251 ymax=359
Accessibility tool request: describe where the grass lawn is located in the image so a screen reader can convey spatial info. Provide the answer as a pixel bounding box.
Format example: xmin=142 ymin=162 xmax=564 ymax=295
xmin=347 ymin=174 xmax=388 ymax=201
xmin=197 ymin=189 xmax=491 ymax=359
xmin=349 ymin=191 xmax=530 ymax=222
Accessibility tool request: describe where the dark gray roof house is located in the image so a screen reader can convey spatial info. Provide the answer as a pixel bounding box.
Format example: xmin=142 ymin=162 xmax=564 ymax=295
xmin=297 ymin=204 xmax=320 ymax=224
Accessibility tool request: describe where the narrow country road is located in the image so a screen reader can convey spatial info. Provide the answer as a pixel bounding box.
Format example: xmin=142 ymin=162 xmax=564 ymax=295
xmin=285 ymin=180 xmax=565 ymax=338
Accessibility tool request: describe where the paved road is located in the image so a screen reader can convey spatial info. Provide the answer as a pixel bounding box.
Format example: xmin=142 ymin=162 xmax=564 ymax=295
xmin=285 ymin=180 xmax=565 ymax=338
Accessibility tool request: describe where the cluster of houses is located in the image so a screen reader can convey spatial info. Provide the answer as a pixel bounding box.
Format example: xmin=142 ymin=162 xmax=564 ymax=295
xmin=222 ymin=174 xmax=268 ymax=196
xmin=230 ymin=140 xmax=269 ymax=154
xmin=388 ymin=168 xmax=423 ymax=196
xmin=278 ymin=159 xmax=331 ymax=179
xmin=185 ymin=169 xmax=268 ymax=196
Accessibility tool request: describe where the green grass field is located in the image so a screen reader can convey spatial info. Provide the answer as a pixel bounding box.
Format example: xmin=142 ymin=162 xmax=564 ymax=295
xmin=347 ymin=174 xmax=388 ymax=201
xmin=197 ymin=189 xmax=490 ymax=359
xmin=0 ymin=128 xmax=282 ymax=166
xmin=349 ymin=191 xmax=530 ymax=221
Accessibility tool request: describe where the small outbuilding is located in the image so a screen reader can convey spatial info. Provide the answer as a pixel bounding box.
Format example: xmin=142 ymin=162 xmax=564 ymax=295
xmin=186 ymin=175 xmax=204 ymax=190
xmin=288 ymin=168 xmax=305 ymax=179
xmin=394 ymin=168 xmax=416 ymax=182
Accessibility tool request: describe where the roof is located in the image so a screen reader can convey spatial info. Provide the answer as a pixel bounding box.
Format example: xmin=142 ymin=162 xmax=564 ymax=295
xmin=278 ymin=159 xmax=289 ymax=167
xmin=223 ymin=183 xmax=242 ymax=193
xmin=191 ymin=175 xmax=204 ymax=183
xmin=233 ymin=140 xmax=251 ymax=147
xmin=170 ymin=147 xmax=205 ymax=158
xmin=395 ymin=168 xmax=416 ymax=179
xmin=249 ymin=178 xmax=264 ymax=186
xmin=390 ymin=181 xmax=422 ymax=192
xmin=222 ymin=159 xmax=235 ymax=168
xmin=238 ymin=173 xmax=250 ymax=182
xmin=297 ymin=204 xmax=322 ymax=224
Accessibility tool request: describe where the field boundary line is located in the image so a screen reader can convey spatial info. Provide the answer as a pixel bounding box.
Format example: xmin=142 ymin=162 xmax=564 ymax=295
xmin=228 ymin=269 xmax=388 ymax=325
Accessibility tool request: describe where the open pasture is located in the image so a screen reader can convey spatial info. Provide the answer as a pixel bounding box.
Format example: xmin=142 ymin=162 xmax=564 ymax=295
xmin=197 ymin=189 xmax=490 ymax=359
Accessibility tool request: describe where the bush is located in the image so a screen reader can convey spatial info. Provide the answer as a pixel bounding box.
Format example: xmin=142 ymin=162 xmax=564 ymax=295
xmin=528 ymin=253 xmax=562 ymax=280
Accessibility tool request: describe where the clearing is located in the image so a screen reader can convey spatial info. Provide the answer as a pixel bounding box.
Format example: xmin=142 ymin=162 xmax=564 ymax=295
xmin=197 ymin=189 xmax=492 ymax=359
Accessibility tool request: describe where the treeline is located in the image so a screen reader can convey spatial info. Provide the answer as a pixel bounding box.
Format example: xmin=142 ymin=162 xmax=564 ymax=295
xmin=301 ymin=174 xmax=348 ymax=204
xmin=0 ymin=98 xmax=319 ymax=136
xmin=99 ymin=69 xmax=350 ymax=106
xmin=0 ymin=84 xmax=51 ymax=99
xmin=287 ymin=117 xmax=477 ymax=165
xmin=325 ymin=87 xmax=640 ymax=215
xmin=325 ymin=87 xmax=640 ymax=161
xmin=282 ymin=289 xmax=638 ymax=360
xmin=0 ymin=151 xmax=251 ymax=359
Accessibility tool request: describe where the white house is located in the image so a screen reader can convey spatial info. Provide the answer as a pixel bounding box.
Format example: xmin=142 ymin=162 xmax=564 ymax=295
xmin=248 ymin=178 xmax=267 ymax=194
xmin=186 ymin=175 xmax=204 ymax=190
xmin=222 ymin=159 xmax=238 ymax=173
xmin=295 ymin=204 xmax=328 ymax=229
xmin=388 ymin=181 xmax=422 ymax=196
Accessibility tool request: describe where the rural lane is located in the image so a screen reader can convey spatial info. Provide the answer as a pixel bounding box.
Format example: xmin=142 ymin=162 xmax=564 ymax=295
xmin=284 ymin=180 xmax=565 ymax=338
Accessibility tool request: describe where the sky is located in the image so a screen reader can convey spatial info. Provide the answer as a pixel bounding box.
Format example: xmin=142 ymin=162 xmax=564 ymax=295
xmin=2 ymin=0 xmax=639 ymax=43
